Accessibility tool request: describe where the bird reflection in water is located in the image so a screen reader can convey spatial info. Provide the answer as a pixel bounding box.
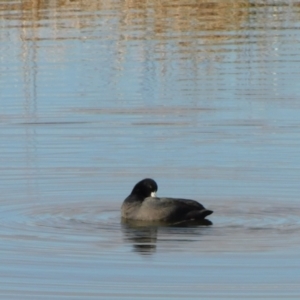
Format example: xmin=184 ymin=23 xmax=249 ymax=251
xmin=121 ymin=218 xmax=212 ymax=255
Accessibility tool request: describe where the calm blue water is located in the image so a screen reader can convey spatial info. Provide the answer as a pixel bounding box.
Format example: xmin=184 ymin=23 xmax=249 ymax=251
xmin=1 ymin=0 xmax=300 ymax=298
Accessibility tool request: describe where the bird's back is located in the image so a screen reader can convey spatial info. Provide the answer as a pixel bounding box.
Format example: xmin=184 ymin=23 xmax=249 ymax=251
xmin=136 ymin=197 xmax=212 ymax=222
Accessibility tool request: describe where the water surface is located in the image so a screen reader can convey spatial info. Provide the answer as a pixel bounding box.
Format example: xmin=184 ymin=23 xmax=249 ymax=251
xmin=1 ymin=0 xmax=300 ymax=298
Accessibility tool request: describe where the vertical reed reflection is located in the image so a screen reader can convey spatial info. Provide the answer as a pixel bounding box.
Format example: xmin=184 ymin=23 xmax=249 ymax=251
xmin=2 ymin=0 xmax=299 ymax=102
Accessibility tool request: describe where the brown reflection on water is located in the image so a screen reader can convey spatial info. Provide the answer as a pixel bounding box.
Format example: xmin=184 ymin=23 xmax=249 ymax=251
xmin=118 ymin=0 xmax=249 ymax=39
xmin=2 ymin=0 xmax=300 ymax=69
xmin=2 ymin=0 xmax=300 ymax=37
xmin=1 ymin=0 xmax=249 ymax=35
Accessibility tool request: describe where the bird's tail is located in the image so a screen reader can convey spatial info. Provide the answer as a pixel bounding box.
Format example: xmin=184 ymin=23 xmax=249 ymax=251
xmin=186 ymin=209 xmax=213 ymax=220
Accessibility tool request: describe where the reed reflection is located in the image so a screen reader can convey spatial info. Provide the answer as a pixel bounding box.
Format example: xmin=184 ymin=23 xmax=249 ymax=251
xmin=2 ymin=0 xmax=250 ymax=38
xmin=2 ymin=0 xmax=296 ymax=106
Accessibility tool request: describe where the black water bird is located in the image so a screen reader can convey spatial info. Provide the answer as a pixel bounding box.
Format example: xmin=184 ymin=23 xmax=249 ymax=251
xmin=121 ymin=178 xmax=213 ymax=225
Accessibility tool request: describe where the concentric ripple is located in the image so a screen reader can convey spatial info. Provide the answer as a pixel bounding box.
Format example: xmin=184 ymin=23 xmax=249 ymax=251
xmin=0 ymin=200 xmax=299 ymax=255
xmin=0 ymin=201 xmax=122 ymax=255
